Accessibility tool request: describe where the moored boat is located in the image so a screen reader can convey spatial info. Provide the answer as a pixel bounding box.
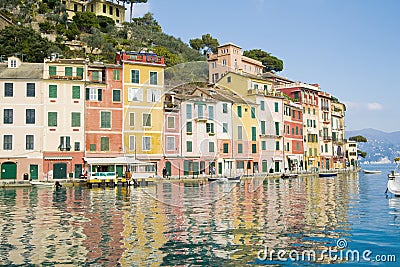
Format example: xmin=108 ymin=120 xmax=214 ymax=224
xmin=363 ymin=169 xmax=382 ymax=174
xmin=387 ymin=175 xmax=400 ymax=196
xmin=318 ymin=172 xmax=338 ymax=178
xmin=227 ymin=175 xmax=241 ymax=181
xmin=30 ymin=181 xmax=54 ymax=187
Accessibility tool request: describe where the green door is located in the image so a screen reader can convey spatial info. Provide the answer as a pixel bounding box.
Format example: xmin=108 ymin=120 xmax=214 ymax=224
xmin=165 ymin=162 xmax=171 ymax=176
xmin=262 ymin=161 xmax=268 ymax=173
xmin=274 ymin=161 xmax=280 ymax=173
xmin=1 ymin=162 xmax=17 ymax=179
xmin=30 ymin=165 xmax=38 ymax=180
xmin=116 ymin=165 xmax=123 ymax=178
xmin=53 ymin=163 xmax=67 ymax=179
xmin=75 ymin=164 xmax=82 ymax=178
xmin=218 ymin=162 xmax=222 ymax=175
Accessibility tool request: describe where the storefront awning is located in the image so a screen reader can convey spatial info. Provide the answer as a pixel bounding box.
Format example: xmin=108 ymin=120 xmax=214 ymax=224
xmin=84 ymin=157 xmax=154 ymax=165
xmin=287 ymin=155 xmax=298 ymax=160
xmin=44 ymin=156 xmax=73 ymax=160
xmin=273 ymin=157 xmax=283 ymax=161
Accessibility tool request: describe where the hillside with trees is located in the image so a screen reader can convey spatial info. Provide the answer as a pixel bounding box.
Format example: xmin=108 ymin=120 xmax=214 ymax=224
xmin=0 ymin=1 xmax=205 ymax=65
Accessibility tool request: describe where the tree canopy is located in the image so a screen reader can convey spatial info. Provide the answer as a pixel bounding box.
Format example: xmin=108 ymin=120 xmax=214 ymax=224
xmin=349 ymin=135 xmax=368 ymax=142
xmin=0 ymin=25 xmax=65 ymax=62
xmin=189 ymin=34 xmax=219 ymax=54
xmin=243 ymin=49 xmax=283 ymax=72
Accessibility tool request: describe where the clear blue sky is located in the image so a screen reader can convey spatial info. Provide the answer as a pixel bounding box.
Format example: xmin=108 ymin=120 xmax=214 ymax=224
xmin=133 ymin=0 xmax=400 ymax=132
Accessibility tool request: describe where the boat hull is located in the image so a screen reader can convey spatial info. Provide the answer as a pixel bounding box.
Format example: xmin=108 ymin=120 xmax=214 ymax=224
xmin=387 ymin=177 xmax=400 ymax=196
xmin=30 ymin=181 xmax=54 ymax=187
xmin=363 ymin=170 xmax=382 ymax=174
xmin=318 ymin=172 xmax=338 ymax=178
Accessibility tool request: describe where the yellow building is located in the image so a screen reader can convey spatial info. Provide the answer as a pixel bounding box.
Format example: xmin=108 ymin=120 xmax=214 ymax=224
xmin=64 ymin=0 xmax=126 ymax=25
xmin=117 ymin=51 xmax=165 ymax=175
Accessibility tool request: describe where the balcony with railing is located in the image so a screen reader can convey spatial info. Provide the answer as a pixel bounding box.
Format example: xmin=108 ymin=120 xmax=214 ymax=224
xmin=164 ymin=102 xmax=180 ymax=112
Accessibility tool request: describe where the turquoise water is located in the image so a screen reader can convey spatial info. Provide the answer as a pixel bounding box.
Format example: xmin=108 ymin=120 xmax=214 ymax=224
xmin=0 ymin=166 xmax=399 ymax=266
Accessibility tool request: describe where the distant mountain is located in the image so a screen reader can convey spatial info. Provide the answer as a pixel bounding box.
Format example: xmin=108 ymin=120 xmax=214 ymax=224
xmin=347 ymin=128 xmax=400 ymax=163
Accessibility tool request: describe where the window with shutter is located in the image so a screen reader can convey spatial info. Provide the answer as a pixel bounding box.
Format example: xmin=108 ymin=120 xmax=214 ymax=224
xmin=100 ymin=111 xmax=111 ymax=128
xmin=72 ymin=86 xmax=80 ymax=99
xmin=48 ymin=112 xmax=57 ymax=126
xmin=71 ymin=112 xmax=81 ymax=127
xmin=49 ymin=85 xmax=57 ymax=98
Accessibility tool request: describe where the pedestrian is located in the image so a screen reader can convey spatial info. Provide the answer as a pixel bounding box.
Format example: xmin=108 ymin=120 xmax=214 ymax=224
xmin=162 ymin=167 xmax=167 ymax=178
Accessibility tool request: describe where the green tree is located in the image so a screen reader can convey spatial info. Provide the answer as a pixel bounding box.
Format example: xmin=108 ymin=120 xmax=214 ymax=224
xmin=0 ymin=25 xmax=64 ymax=62
xmin=243 ymin=49 xmax=283 ymax=72
xmin=97 ymin=15 xmax=115 ymax=33
xmin=189 ymin=33 xmax=219 ymax=54
xmin=73 ymin=11 xmax=99 ymax=33
xmin=82 ymin=27 xmax=104 ymax=55
xmin=152 ymin=46 xmax=179 ymax=66
xmin=357 ymin=150 xmax=367 ymax=158
xmin=349 ymin=135 xmax=368 ymax=143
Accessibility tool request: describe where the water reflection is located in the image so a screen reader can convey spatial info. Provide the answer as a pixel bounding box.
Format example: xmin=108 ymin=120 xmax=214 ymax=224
xmin=0 ymin=173 xmax=372 ymax=266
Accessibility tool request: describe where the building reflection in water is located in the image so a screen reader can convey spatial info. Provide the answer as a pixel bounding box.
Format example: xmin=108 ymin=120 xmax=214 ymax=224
xmin=0 ymin=174 xmax=359 ymax=266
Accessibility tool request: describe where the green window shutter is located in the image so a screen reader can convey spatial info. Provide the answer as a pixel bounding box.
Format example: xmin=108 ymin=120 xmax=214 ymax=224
xmin=251 ymin=127 xmax=257 ymax=141
xmin=49 ymin=66 xmax=56 ymax=76
xmin=260 ymin=101 xmax=265 ymax=110
xmin=131 ymin=70 xmax=139 ymax=83
xmin=90 ymin=144 xmax=96 ymax=151
xmin=71 ymin=112 xmax=81 ymax=127
xmin=251 ymin=107 xmax=256 ymax=118
xmin=222 ymin=103 xmax=228 ymax=113
xmin=186 ymin=141 xmax=192 ymax=152
xmin=92 ymin=71 xmax=99 ymax=81
xmin=112 ymin=90 xmax=121 ymax=102
xmin=113 ymin=69 xmax=120 ymax=80
xmin=49 ymin=85 xmax=57 ymax=98
xmin=101 ymin=137 xmax=109 ymax=151
xmin=101 ymin=111 xmax=111 ymax=128
xmin=97 ymin=89 xmax=102 ymax=101
xmin=238 ymin=143 xmax=243 ymax=153
xmin=274 ymin=102 xmax=279 ymax=112
xmin=237 ymin=106 xmax=242 ymax=117
xmin=275 ymin=122 xmax=280 ymax=136
xmin=296 ymin=126 xmax=299 ymax=135
xmin=186 ymin=122 xmax=192 ymax=133
xmin=262 ymin=141 xmax=266 ymax=150
xmin=76 ymin=67 xmax=83 ymax=78
xmin=85 ymin=88 xmax=90 ymax=100
xmin=65 ymin=66 xmax=73 ymax=77
xmin=276 ymin=141 xmax=280 ymax=150
xmin=72 ymin=86 xmax=80 ymax=99
xmin=261 ymin=121 xmax=266 ymax=135
xmin=208 ymin=106 xmax=214 ymax=120
xmin=150 ymin=71 xmax=158 ymax=85
xmin=223 ymin=143 xmax=229 ymax=153
xmin=252 ymin=144 xmax=257 ymax=153
xmin=48 ymin=112 xmax=57 ymax=126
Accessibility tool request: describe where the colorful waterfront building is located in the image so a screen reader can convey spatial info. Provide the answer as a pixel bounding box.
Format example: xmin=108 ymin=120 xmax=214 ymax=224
xmin=283 ymin=99 xmax=304 ymax=171
xmin=318 ymin=90 xmax=334 ymax=170
xmin=276 ymin=82 xmax=321 ymax=170
xmin=0 ymin=57 xmax=44 ymax=181
xmin=42 ymin=57 xmax=86 ymax=179
xmin=117 ymin=51 xmax=165 ymax=176
xmin=331 ymin=101 xmax=346 ymax=169
xmin=162 ymin=91 xmax=181 ymax=176
xmin=84 ymin=62 xmax=124 ymax=174
xmin=346 ymin=140 xmax=358 ymax=168
xmin=217 ymin=71 xmax=285 ymax=173
xmin=207 ymin=43 xmax=264 ymax=83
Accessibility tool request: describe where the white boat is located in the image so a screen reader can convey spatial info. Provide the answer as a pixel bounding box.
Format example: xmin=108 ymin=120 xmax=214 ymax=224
xmin=387 ymin=177 xmax=400 ymax=196
xmin=363 ymin=170 xmax=382 ymax=174
xmin=30 ymin=181 xmax=54 ymax=187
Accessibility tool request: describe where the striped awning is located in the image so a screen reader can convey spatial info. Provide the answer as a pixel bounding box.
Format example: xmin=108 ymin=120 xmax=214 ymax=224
xmin=44 ymin=156 xmax=73 ymax=160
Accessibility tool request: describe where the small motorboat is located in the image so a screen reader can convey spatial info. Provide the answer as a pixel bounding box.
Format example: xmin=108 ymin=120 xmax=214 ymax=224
xmin=363 ymin=170 xmax=382 ymax=174
xmin=318 ymin=172 xmax=338 ymax=178
xmin=30 ymin=181 xmax=54 ymax=187
xmin=387 ymin=175 xmax=400 ymax=196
